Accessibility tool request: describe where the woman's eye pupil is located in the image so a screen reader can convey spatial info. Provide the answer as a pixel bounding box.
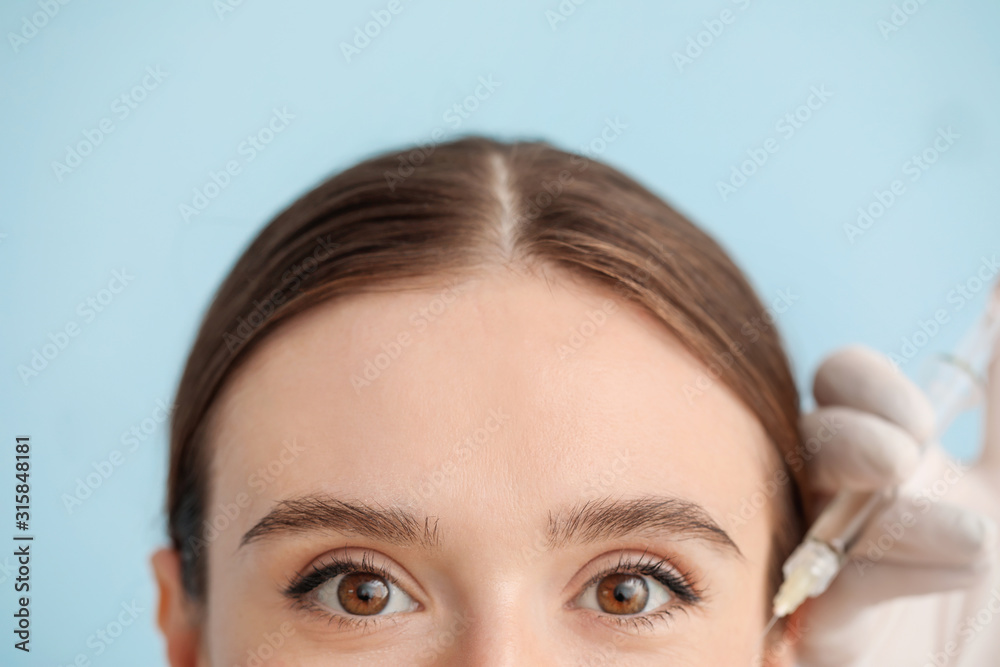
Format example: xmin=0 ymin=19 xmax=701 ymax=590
xmin=596 ymin=573 xmax=648 ymax=615
xmin=338 ymin=572 xmax=390 ymax=615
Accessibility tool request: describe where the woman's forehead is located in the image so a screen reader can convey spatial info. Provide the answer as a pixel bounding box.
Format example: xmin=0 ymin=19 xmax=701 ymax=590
xmin=205 ymin=272 xmax=771 ymax=539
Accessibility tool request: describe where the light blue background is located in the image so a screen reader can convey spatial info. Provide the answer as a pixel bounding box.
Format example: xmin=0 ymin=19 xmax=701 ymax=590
xmin=1 ymin=0 xmax=998 ymax=664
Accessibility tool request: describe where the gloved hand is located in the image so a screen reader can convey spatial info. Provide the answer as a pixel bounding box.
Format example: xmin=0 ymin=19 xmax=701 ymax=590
xmin=790 ymin=344 xmax=1000 ymax=667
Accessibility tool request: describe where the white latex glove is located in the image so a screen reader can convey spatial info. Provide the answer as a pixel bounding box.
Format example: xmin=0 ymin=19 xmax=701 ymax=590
xmin=792 ymin=345 xmax=1000 ymax=667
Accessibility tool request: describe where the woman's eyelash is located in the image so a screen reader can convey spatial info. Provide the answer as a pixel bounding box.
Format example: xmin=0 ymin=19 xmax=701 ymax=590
xmin=282 ymin=549 xmax=703 ymax=633
xmin=584 ymin=549 xmax=704 ymax=607
xmin=606 ymin=608 xmax=679 ymax=632
xmin=284 ymin=550 xmax=397 ymax=599
xmin=579 ymin=549 xmax=704 ymax=632
xmin=283 ymin=550 xmax=404 ymax=631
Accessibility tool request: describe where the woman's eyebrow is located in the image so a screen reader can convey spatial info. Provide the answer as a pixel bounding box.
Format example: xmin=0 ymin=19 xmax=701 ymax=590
xmin=239 ymin=495 xmax=441 ymax=550
xmin=548 ymin=495 xmax=744 ymax=560
xmin=238 ymin=493 xmax=743 ymax=560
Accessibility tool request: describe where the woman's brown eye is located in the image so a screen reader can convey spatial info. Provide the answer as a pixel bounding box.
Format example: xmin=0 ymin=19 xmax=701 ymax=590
xmin=596 ymin=573 xmax=649 ymax=614
xmin=338 ymin=573 xmax=390 ymax=615
xmin=311 ymin=563 xmax=418 ymax=619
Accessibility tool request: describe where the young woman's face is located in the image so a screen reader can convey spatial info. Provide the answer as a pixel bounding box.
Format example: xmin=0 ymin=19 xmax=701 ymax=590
xmin=192 ymin=266 xmax=795 ymax=665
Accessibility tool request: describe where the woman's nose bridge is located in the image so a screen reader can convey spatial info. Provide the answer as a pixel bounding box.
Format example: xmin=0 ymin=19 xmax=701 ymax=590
xmin=432 ymin=608 xmax=550 ymax=666
xmin=419 ymin=594 xmax=635 ymax=666
xmin=417 ymin=578 xmax=555 ymax=666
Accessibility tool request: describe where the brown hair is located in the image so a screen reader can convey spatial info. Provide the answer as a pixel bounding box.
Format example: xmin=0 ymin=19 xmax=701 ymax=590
xmin=167 ymin=135 xmax=806 ymax=608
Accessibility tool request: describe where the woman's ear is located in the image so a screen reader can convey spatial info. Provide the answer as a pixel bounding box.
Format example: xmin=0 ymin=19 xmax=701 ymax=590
xmin=151 ymin=548 xmax=203 ymax=667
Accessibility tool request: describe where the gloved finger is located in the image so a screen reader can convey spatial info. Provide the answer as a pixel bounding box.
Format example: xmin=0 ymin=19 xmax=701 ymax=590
xmin=800 ymin=406 xmax=922 ymax=494
xmin=845 ymin=496 xmax=997 ymax=573
xmin=792 ymin=603 xmax=884 ymax=667
xmin=812 ymin=345 xmax=936 ymax=442
xmin=978 ymin=281 xmax=1000 ymax=475
xmin=796 ymin=569 xmax=981 ymax=667
xmin=795 ymin=502 xmax=997 ymax=666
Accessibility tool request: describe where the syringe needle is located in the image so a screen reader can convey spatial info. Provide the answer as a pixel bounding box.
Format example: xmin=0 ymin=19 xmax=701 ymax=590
xmin=761 ymin=613 xmax=779 ymax=639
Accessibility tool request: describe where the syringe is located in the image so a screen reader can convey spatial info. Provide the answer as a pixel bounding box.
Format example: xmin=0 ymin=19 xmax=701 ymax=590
xmin=765 ymin=281 xmax=1000 ymax=634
